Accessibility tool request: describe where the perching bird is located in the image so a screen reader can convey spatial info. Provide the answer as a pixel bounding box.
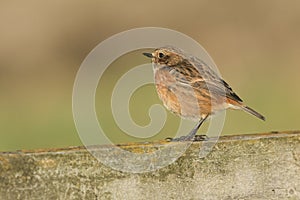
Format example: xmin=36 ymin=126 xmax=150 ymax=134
xmin=143 ymin=46 xmax=265 ymax=141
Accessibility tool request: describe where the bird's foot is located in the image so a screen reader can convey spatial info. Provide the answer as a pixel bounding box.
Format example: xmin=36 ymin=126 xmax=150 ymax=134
xmin=194 ymin=134 xmax=208 ymax=141
xmin=165 ymin=135 xmax=208 ymax=142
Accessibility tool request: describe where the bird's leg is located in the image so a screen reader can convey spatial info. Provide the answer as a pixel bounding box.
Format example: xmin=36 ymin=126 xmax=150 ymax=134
xmin=167 ymin=115 xmax=208 ymax=142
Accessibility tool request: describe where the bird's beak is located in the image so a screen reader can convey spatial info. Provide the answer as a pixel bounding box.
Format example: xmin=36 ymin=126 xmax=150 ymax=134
xmin=143 ymin=52 xmax=153 ymax=58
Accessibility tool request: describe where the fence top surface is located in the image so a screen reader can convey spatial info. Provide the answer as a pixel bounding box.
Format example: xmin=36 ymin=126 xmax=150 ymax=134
xmin=1 ymin=130 xmax=299 ymax=200
xmin=2 ymin=130 xmax=298 ymax=154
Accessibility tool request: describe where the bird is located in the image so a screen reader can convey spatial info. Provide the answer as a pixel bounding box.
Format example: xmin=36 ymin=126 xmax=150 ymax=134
xmin=143 ymin=46 xmax=265 ymax=141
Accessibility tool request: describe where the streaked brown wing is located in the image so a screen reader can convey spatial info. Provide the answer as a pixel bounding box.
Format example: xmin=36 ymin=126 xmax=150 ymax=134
xmin=185 ymin=56 xmax=243 ymax=103
xmin=170 ymin=58 xmax=242 ymax=102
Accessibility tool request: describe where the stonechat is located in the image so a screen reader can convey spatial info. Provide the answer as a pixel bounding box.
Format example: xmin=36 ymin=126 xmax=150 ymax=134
xmin=143 ymin=46 xmax=265 ymax=141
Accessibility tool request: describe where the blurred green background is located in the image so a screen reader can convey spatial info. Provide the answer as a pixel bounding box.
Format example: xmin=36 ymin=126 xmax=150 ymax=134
xmin=1 ymin=0 xmax=300 ymax=151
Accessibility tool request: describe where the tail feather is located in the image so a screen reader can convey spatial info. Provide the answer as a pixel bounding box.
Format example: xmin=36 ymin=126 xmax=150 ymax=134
xmin=242 ymin=106 xmax=265 ymax=121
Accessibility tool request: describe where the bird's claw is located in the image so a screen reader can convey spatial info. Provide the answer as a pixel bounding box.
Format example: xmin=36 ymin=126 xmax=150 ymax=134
xmin=165 ymin=135 xmax=208 ymax=142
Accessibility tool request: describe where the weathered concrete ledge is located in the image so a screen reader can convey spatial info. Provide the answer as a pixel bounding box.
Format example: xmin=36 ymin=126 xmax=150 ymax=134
xmin=0 ymin=131 xmax=299 ymax=199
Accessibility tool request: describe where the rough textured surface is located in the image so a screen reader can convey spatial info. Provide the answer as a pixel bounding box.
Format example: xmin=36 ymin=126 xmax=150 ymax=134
xmin=0 ymin=131 xmax=299 ymax=200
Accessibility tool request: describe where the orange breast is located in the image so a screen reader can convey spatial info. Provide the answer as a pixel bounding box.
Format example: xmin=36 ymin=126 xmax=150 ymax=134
xmin=154 ymin=70 xmax=218 ymax=120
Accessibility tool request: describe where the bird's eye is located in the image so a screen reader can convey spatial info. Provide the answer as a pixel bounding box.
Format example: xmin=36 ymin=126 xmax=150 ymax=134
xmin=158 ymin=52 xmax=165 ymax=58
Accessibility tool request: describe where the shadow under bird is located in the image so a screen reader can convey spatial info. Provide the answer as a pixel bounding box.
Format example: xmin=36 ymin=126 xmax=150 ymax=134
xmin=143 ymin=46 xmax=265 ymax=141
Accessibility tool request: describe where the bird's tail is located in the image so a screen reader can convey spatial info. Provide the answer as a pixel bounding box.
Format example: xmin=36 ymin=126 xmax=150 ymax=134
xmin=242 ymin=106 xmax=265 ymax=121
